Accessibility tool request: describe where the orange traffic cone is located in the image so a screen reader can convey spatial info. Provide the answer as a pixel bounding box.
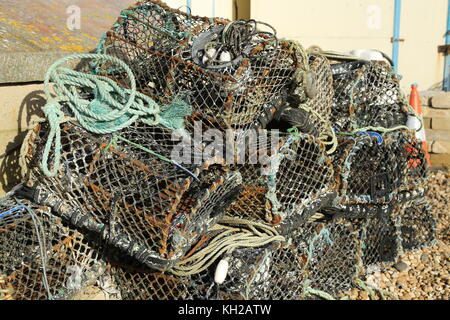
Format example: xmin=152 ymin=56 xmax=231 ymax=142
xmin=407 ymin=83 xmax=431 ymax=167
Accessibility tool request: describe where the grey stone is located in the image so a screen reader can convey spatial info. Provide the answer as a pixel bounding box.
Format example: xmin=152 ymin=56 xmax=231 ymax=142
xmin=420 ymin=253 xmax=430 ymax=263
xmin=394 ymin=261 xmax=408 ymax=272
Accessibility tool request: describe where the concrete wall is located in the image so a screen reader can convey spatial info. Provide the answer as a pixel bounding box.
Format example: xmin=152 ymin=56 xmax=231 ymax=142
xmin=250 ymin=0 xmax=448 ymax=92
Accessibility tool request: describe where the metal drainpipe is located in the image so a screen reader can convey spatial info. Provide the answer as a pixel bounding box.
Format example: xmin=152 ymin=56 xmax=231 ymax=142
xmin=392 ymin=0 xmax=402 ymax=73
xmin=186 ymin=0 xmax=191 ymax=14
xmin=444 ymin=0 xmax=450 ymax=91
xmin=212 ymin=0 xmax=216 ymax=17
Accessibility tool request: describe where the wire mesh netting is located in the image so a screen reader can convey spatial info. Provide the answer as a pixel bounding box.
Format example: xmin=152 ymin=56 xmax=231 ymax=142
xmin=226 ymin=131 xmax=336 ymax=233
xmin=331 ymin=130 xmax=428 ymax=209
xmin=23 ymin=120 xmax=243 ymax=270
xmin=95 ymin=0 xmax=308 ymax=132
xmin=330 ymin=60 xmax=411 ymax=132
xmin=105 ymin=214 xmax=366 ymax=300
xmin=64 ymin=4 xmax=321 ymax=226
xmin=108 ymin=216 xmax=362 ymax=300
xmin=0 ymin=195 xmax=104 ymax=300
xmin=395 ymin=199 xmax=436 ymax=251
xmin=358 ymin=209 xmax=402 ymax=267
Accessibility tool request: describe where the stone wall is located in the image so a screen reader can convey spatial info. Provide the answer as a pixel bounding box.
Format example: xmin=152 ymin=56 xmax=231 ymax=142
xmin=421 ymin=91 xmax=450 ymax=168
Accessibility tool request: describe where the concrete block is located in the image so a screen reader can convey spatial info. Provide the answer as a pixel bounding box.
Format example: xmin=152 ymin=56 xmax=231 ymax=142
xmin=423 ymin=106 xmax=450 ymax=118
xmin=431 ymin=92 xmax=450 ymax=109
xmin=423 ymin=117 xmax=431 ymax=129
xmin=430 ymin=154 xmax=450 ymax=168
xmin=430 ymin=141 xmax=450 ymax=154
xmin=425 ymin=129 xmax=450 ymax=142
xmin=431 ymin=118 xmax=450 ymax=130
xmin=418 ymin=91 xmax=444 ymax=106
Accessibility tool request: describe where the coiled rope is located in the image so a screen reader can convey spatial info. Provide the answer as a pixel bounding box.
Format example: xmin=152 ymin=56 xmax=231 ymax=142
xmin=170 ymin=217 xmax=285 ymax=276
xmin=40 ymin=53 xmax=191 ymax=177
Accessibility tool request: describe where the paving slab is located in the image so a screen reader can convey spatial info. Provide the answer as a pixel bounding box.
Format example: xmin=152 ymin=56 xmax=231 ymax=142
xmin=0 ymin=0 xmax=135 ymax=83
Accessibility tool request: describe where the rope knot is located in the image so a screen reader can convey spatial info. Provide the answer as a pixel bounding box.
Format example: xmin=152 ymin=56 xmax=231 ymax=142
xmin=43 ymin=100 xmax=64 ymax=122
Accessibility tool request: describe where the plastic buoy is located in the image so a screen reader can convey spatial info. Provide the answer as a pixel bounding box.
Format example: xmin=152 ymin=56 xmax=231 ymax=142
xmin=348 ymin=49 xmax=385 ymax=62
xmin=214 ymin=259 xmax=229 ymax=284
xmin=407 ymin=83 xmax=431 ymax=167
xmin=220 ymin=51 xmax=232 ymax=63
xmin=203 ymin=48 xmax=217 ymax=64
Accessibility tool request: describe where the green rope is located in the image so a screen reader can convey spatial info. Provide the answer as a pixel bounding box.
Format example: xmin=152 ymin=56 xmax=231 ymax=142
xmin=40 ymin=53 xmax=191 ymax=177
xmin=337 ymin=124 xmax=416 ymax=137
xmin=354 ymin=278 xmax=379 ymax=300
xmin=105 ymin=134 xmax=199 ymax=181
xmin=303 ymin=287 xmax=336 ymax=300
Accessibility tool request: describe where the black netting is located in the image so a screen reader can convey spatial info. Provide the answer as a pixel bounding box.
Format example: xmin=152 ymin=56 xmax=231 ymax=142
xmin=0 ymin=196 xmax=104 ymax=300
xmin=331 ymin=60 xmax=410 ymax=131
xmin=24 ymin=121 xmax=242 ymax=270
xmin=396 ymin=199 xmax=436 ymax=251
xmin=332 ymin=130 xmax=428 ymax=210
xmin=226 ymin=132 xmax=336 ymax=232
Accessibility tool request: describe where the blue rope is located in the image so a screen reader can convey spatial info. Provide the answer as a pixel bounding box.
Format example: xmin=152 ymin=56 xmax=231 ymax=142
xmin=357 ymin=131 xmax=383 ymax=144
xmin=0 ymin=206 xmax=26 ymax=220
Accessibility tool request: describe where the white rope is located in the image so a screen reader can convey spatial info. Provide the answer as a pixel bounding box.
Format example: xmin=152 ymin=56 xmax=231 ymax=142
xmin=170 ymin=217 xmax=285 ymax=276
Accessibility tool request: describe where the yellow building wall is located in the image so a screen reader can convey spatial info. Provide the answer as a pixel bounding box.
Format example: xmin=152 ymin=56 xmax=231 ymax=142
xmin=250 ymin=0 xmax=448 ymax=92
xmin=164 ymin=0 xmax=234 ymax=19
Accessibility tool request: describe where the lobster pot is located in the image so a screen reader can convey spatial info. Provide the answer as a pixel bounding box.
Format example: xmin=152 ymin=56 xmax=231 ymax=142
xmin=109 ymin=218 xmax=361 ymax=300
xmin=0 ymin=196 xmax=103 ymax=300
xmin=24 ymin=120 xmax=242 ymax=271
xmin=97 ymin=0 xmax=305 ymax=131
xmin=396 ymin=199 xmax=436 ymax=251
xmin=225 ymin=132 xmax=336 ymax=233
xmin=109 ymin=222 xmax=302 ymax=300
xmin=110 ymin=266 xmax=190 ymax=300
xmin=330 ymin=60 xmax=410 ymax=131
xmin=193 ymin=219 xmax=358 ymax=300
xmin=357 ymin=208 xmax=401 ymax=267
xmin=293 ymin=219 xmax=360 ymax=298
xmin=286 ymin=53 xmax=335 ymax=135
xmin=334 ymin=130 xmax=428 ymax=208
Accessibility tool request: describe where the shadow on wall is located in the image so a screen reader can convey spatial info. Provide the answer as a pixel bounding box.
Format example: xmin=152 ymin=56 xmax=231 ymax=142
xmin=0 ymin=89 xmax=46 ymax=194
